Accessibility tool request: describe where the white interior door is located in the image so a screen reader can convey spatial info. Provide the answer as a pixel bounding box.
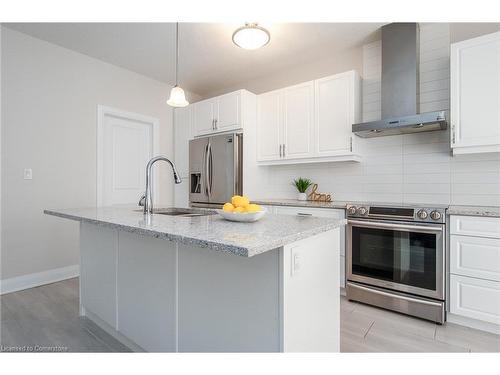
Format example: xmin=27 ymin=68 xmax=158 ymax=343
xmin=97 ymin=106 xmax=159 ymax=206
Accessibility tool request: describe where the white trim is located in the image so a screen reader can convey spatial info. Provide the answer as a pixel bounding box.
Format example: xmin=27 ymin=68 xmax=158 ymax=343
xmin=447 ymin=313 xmax=500 ymax=335
xmin=0 ymin=265 xmax=80 ymax=295
xmin=96 ymin=105 xmax=160 ymax=207
xmin=257 ymin=153 xmax=361 ymax=166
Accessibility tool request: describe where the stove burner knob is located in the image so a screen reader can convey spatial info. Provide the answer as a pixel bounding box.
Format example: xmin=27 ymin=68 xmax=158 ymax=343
xmin=430 ymin=211 xmax=442 ymax=221
xmin=357 ymin=207 xmax=368 ymax=216
xmin=347 ymin=206 xmax=357 ymax=215
xmin=417 ymin=209 xmax=428 ymax=220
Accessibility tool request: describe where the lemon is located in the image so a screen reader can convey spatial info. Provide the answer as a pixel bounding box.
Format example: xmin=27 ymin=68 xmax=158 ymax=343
xmin=232 ymin=195 xmax=250 ymax=208
xmin=222 ymin=203 xmax=234 ymax=212
xmin=233 ymin=206 xmax=246 ymax=213
xmin=246 ymin=204 xmax=261 ymax=213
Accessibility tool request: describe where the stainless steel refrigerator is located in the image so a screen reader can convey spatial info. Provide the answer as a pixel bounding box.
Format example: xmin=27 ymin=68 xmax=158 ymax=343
xmin=189 ymin=132 xmax=243 ymax=208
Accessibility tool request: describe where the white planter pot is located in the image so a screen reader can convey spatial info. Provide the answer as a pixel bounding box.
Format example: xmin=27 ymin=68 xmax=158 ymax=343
xmin=297 ymin=193 xmax=307 ymax=201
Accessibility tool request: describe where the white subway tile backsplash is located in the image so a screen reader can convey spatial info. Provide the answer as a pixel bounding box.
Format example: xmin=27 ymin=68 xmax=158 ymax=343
xmin=451 ymin=194 xmax=500 ymax=206
xmin=419 ymin=35 xmax=450 ymax=51
xmin=404 ymin=173 xmax=451 ymax=184
xmin=452 ymin=183 xmax=500 ymax=195
xmin=420 ymin=68 xmax=450 ymax=83
xmin=451 ymin=172 xmax=500 ymax=184
xmin=420 ymin=89 xmax=449 ymax=103
xmin=420 ymin=78 xmax=449 ymax=93
xmin=420 ymin=100 xmax=449 ymax=113
xmin=404 ymin=183 xmax=450 ymax=194
xmin=403 ymin=142 xmax=450 ymax=154
xmin=403 ymin=130 xmax=450 ymax=145
xmin=403 ymin=193 xmax=451 ymax=205
xmin=402 ymin=162 xmax=451 ymax=174
xmin=403 ymin=152 xmax=451 ymax=164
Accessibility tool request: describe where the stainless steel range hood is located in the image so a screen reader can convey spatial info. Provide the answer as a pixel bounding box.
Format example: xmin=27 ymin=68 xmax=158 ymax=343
xmin=353 ymin=23 xmax=447 ymax=138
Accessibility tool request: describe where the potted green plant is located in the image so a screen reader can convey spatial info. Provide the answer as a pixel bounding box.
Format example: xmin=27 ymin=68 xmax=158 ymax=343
xmin=292 ymin=177 xmax=313 ymax=201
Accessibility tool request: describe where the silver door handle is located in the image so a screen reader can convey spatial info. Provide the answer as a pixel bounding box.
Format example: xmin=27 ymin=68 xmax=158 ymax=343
xmin=348 ymin=219 xmax=443 ymax=233
xmin=203 ymin=143 xmax=209 ymax=196
xmin=347 ymin=282 xmax=444 ymax=307
xmin=214 ymin=119 xmax=218 ymax=130
xmin=283 ymin=144 xmax=286 ymax=157
xmin=212 ymin=119 xmax=215 ymax=130
xmin=279 ymin=144 xmax=282 ymax=158
xmin=207 ymin=143 xmax=213 ymax=196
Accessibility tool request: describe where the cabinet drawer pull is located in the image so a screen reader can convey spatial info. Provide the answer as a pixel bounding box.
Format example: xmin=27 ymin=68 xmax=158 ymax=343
xmin=297 ymin=212 xmax=312 ymax=216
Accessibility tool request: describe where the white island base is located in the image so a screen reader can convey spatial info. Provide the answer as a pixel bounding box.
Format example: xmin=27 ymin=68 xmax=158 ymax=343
xmin=78 ymin=222 xmax=340 ymax=352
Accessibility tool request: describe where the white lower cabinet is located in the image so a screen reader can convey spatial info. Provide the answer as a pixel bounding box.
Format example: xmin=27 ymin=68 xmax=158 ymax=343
xmin=80 ymin=223 xmax=118 ymax=329
xmin=449 ymin=215 xmax=500 ymax=332
xmin=450 ymin=235 xmax=500 ymax=282
xmin=273 ymin=205 xmax=346 ymax=287
xmin=450 ymin=274 xmax=500 ymax=326
xmin=117 ymin=232 xmax=177 ymax=352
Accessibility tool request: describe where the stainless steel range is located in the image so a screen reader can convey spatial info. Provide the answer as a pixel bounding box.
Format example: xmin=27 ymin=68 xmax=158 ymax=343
xmin=346 ymin=204 xmax=447 ymax=323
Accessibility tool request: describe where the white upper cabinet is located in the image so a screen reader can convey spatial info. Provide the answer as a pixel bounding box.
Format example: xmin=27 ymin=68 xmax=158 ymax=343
xmin=283 ymin=81 xmax=315 ymax=160
xmin=256 ymin=70 xmax=361 ymax=164
xmin=174 ymin=106 xmax=192 ymax=178
xmin=257 ymin=90 xmax=282 ymax=161
xmin=193 ymin=90 xmax=245 ymax=136
xmin=451 ymin=31 xmax=500 ymax=155
xmin=217 ymin=91 xmax=241 ymax=131
xmin=315 ymin=71 xmax=360 ymax=157
xmin=193 ymin=98 xmax=216 ymax=136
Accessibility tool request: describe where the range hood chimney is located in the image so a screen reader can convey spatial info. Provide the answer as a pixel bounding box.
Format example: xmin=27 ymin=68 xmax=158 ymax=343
xmin=353 ymin=23 xmax=447 ymax=138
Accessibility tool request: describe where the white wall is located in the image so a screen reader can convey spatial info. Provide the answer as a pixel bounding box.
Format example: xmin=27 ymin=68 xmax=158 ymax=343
xmin=0 ymin=27 xmax=181 ymax=281
xmin=204 ymin=47 xmax=363 ymax=98
xmin=255 ymin=24 xmax=500 ymax=207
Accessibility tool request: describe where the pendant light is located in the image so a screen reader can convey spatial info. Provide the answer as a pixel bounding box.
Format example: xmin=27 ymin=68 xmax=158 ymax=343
xmin=232 ymin=23 xmax=270 ymax=50
xmin=167 ymin=23 xmax=189 ymax=107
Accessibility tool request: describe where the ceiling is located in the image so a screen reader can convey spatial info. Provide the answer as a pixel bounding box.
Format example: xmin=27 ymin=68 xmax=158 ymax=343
xmin=5 ymin=22 xmax=384 ymax=97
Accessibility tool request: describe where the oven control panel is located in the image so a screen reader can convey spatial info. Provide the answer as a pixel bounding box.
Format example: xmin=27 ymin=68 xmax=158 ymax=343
xmin=346 ymin=204 xmax=446 ymax=223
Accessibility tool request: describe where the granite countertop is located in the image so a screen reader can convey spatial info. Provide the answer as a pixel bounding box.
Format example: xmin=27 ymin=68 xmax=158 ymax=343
xmin=44 ymin=206 xmax=345 ymax=257
xmin=253 ymin=199 xmax=500 ymax=218
xmin=447 ymin=205 xmax=500 ymax=218
xmin=253 ymin=199 xmax=349 ymax=210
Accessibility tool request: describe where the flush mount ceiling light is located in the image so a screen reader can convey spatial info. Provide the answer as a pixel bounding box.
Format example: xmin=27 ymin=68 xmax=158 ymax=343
xmin=167 ymin=22 xmax=189 ymax=107
xmin=232 ymin=23 xmax=270 ymax=50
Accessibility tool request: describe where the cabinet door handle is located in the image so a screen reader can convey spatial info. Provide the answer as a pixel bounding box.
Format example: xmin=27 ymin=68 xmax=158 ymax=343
xmin=214 ymin=119 xmax=218 ymax=129
xmin=279 ymin=144 xmax=282 ymax=157
xmin=212 ymin=119 xmax=214 ymax=130
xmin=283 ymin=144 xmax=286 ymax=157
xmin=297 ymin=212 xmax=312 ymax=216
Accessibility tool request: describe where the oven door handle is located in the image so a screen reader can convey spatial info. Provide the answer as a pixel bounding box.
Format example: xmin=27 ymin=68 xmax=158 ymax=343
xmin=348 ymin=219 xmax=443 ymax=233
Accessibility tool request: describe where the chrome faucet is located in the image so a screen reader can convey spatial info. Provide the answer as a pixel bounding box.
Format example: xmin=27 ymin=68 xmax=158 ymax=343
xmin=139 ymin=156 xmax=182 ymax=214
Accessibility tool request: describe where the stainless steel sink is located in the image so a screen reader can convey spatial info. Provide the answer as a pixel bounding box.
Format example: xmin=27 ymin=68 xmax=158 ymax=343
xmin=134 ymin=207 xmax=216 ymax=217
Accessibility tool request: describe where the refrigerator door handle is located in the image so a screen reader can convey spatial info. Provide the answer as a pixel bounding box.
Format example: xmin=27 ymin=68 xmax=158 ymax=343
xmin=205 ymin=142 xmax=212 ymax=198
xmin=208 ymin=142 xmax=213 ymax=196
xmin=202 ymin=143 xmax=208 ymax=196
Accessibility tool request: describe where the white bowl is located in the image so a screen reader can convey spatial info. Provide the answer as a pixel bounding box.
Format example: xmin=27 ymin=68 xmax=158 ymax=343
xmin=216 ymin=207 xmax=267 ymax=223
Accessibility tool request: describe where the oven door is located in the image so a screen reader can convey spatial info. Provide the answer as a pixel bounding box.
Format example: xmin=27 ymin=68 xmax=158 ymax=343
xmin=347 ymin=219 xmax=445 ymax=300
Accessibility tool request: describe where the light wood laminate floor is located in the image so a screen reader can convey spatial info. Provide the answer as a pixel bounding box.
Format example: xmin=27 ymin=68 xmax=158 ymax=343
xmin=1 ymin=278 xmax=499 ymax=352
xmin=340 ymin=295 xmax=500 ymax=352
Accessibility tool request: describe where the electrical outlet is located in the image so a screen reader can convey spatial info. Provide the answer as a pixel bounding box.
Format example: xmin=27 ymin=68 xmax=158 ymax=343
xmin=24 ymin=168 xmax=33 ymax=180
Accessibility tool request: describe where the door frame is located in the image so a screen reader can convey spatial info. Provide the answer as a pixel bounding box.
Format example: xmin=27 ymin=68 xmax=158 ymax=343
xmin=96 ymin=105 xmax=160 ymax=207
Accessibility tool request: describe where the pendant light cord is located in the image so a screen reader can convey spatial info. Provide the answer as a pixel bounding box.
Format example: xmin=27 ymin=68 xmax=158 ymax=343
xmin=175 ymin=22 xmax=179 ymax=86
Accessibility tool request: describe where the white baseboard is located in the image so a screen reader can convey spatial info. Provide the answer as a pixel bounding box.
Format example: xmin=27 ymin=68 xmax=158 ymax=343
xmin=447 ymin=313 xmax=500 ymax=335
xmin=0 ymin=264 xmax=80 ymax=295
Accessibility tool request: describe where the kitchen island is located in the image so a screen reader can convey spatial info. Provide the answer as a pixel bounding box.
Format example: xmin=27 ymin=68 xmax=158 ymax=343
xmin=44 ymin=206 xmax=344 ymax=352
